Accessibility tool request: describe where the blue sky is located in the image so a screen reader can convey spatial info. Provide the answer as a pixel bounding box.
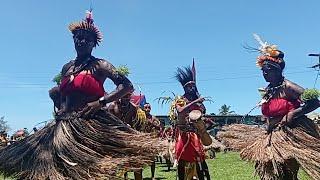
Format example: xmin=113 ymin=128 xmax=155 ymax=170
xmin=1 ymin=0 xmax=320 ymax=134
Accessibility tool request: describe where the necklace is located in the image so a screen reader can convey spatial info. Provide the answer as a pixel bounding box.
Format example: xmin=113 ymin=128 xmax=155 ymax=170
xmin=73 ymin=56 xmax=94 ymax=72
xmin=263 ymin=79 xmax=285 ymax=102
xmin=64 ymin=56 xmax=95 ymax=83
xmin=65 ymin=56 xmax=95 ymax=78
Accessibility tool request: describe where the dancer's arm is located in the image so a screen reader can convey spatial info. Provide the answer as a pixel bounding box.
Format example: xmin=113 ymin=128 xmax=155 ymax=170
xmin=49 ymin=86 xmax=61 ymax=109
xmin=280 ymin=81 xmax=320 ymax=126
xmin=175 ymin=97 xmax=205 ymax=113
xmin=81 ymin=60 xmax=133 ymax=116
xmin=98 ymin=60 xmax=134 ymax=104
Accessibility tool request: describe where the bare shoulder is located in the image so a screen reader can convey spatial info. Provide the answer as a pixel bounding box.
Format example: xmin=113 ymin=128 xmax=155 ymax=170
xmin=285 ymin=79 xmax=304 ymax=92
xmin=94 ymin=58 xmax=118 ymax=77
xmin=96 ymin=58 xmax=115 ymax=70
xmin=61 ymin=60 xmax=75 ymax=76
xmin=284 ymin=79 xmax=304 ymax=99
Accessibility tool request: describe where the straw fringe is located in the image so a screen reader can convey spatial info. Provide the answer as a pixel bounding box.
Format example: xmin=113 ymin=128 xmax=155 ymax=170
xmin=0 ymin=110 xmax=163 ymax=179
xmin=216 ymin=124 xmax=265 ymax=151
xmin=240 ymin=116 xmax=320 ymax=180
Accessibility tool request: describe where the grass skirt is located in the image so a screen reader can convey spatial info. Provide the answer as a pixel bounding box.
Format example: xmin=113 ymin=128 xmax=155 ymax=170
xmin=0 ymin=110 xmax=163 ymax=179
xmin=240 ymin=116 xmax=320 ymax=180
xmin=216 ymin=124 xmax=265 ymax=151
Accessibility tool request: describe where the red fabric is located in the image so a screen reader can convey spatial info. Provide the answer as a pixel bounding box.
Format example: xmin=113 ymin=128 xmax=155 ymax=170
xmin=130 ymin=94 xmax=146 ymax=106
xmin=15 ymin=130 xmax=24 ymax=136
xmin=262 ymin=98 xmax=300 ymax=118
xmin=174 ymin=100 xmax=206 ymax=162
xmin=60 ymin=74 xmax=104 ymax=97
xmin=175 ymin=129 xmax=205 ymax=162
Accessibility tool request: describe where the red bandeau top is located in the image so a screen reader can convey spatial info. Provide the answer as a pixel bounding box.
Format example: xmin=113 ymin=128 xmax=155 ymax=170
xmin=262 ymin=98 xmax=300 ymax=118
xmin=60 ymin=73 xmax=104 ymax=97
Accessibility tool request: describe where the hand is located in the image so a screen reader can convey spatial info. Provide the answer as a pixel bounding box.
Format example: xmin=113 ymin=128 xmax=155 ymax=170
xmin=56 ymin=107 xmax=66 ymax=116
xmin=193 ymin=119 xmax=212 ymax=145
xmin=261 ymin=116 xmax=268 ymax=122
xmin=81 ymin=100 xmax=102 ymax=118
xmin=279 ymin=111 xmax=294 ymax=127
xmin=192 ymin=119 xmax=206 ymax=134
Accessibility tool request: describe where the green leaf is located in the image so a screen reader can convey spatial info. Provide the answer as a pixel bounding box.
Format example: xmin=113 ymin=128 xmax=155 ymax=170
xmin=52 ymin=73 xmax=62 ymax=85
xmin=116 ymin=65 xmax=130 ymax=77
xmin=301 ymin=88 xmax=320 ymax=102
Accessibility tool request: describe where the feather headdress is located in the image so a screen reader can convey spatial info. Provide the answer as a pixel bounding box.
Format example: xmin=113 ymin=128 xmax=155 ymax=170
xmin=246 ymin=34 xmax=284 ymax=68
xmin=175 ymin=66 xmax=195 ymax=87
xmin=69 ymin=10 xmax=103 ymax=46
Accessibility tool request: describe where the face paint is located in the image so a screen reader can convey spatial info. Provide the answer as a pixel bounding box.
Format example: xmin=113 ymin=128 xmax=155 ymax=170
xmin=73 ymin=31 xmax=95 ymax=54
xmin=184 ymin=83 xmax=197 ymax=96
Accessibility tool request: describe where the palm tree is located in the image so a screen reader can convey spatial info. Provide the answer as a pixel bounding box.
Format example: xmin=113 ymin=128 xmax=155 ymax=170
xmin=218 ymin=104 xmax=235 ymax=115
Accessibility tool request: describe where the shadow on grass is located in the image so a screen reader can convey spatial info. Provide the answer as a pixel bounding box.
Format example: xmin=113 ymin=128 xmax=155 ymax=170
xmin=160 ymin=169 xmax=175 ymax=172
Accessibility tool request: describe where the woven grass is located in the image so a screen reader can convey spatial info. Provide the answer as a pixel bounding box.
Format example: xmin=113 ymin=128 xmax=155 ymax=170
xmin=0 ymin=110 xmax=163 ymax=180
xmin=241 ymin=116 xmax=320 ymax=180
xmin=216 ymin=124 xmax=265 ymax=151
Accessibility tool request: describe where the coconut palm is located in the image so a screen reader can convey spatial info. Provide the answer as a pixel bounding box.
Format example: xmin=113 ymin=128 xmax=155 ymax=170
xmin=218 ymin=104 xmax=235 ymax=115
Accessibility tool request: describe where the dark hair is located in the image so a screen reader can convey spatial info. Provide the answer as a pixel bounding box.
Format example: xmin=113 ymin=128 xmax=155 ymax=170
xmin=175 ymin=66 xmax=194 ymax=86
xmin=274 ymin=50 xmax=284 ymax=59
xmin=263 ymin=60 xmax=285 ymax=71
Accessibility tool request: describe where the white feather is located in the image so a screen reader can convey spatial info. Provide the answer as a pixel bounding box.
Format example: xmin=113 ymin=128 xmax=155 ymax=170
xmin=253 ymin=33 xmax=267 ymax=49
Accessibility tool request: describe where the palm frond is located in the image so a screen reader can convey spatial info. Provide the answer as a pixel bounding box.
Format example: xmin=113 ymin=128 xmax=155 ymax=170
xmin=154 ymin=96 xmax=174 ymax=106
xmin=203 ymin=96 xmax=214 ymax=104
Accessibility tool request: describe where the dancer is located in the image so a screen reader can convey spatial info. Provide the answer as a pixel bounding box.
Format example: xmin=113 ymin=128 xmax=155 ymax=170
xmin=241 ymin=34 xmax=320 ymax=180
xmin=0 ymin=10 xmax=161 ymax=180
xmin=108 ymin=98 xmax=161 ymax=180
xmin=172 ymin=64 xmax=212 ymax=180
xmin=143 ymin=103 xmax=162 ymax=134
xmin=107 ymin=91 xmax=138 ymax=127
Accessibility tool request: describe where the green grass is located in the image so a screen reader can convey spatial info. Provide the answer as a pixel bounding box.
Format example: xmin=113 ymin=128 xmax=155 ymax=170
xmin=0 ymin=175 xmax=13 ymax=180
xmin=128 ymin=152 xmax=310 ymax=180
xmin=1 ymin=152 xmax=311 ymax=180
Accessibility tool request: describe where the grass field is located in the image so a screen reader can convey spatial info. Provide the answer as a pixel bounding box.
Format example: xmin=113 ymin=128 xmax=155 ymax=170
xmin=1 ymin=152 xmax=310 ymax=180
xmin=128 ymin=152 xmax=310 ymax=180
